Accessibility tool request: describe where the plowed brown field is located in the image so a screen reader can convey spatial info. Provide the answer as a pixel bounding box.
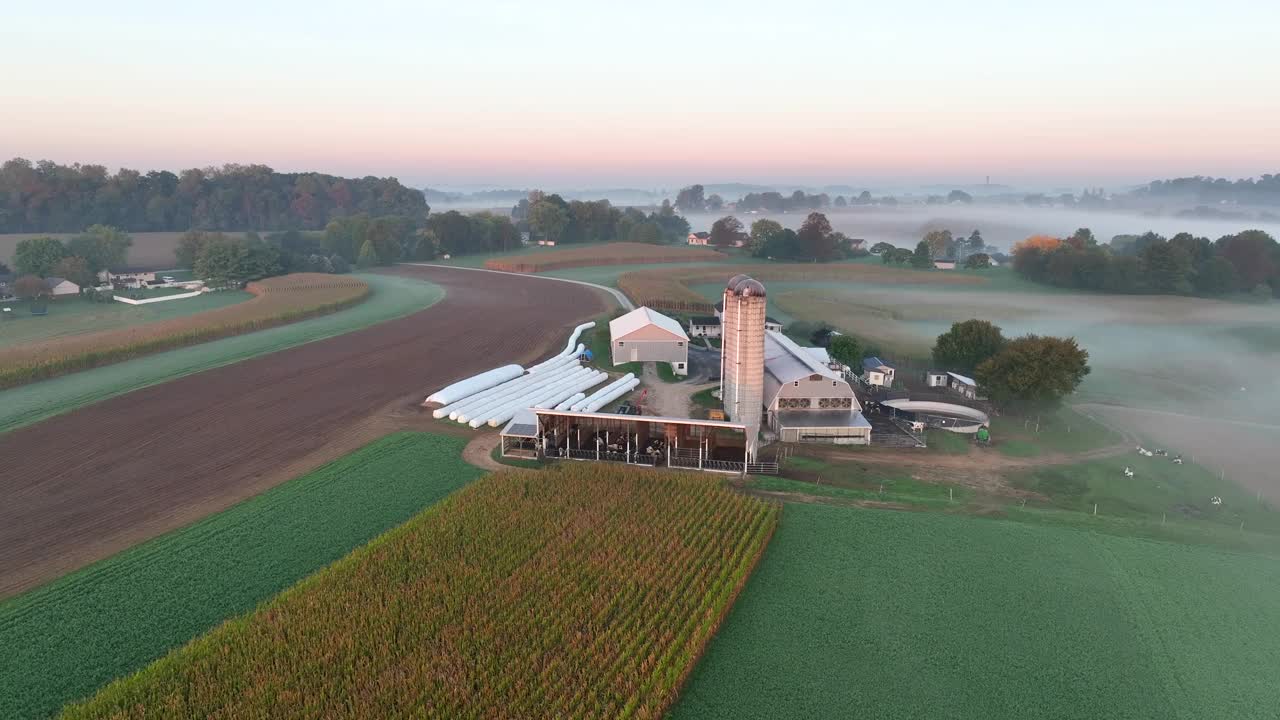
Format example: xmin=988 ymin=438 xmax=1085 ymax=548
xmin=0 ymin=266 xmax=607 ymax=598
xmin=483 ymin=241 xmax=726 ymax=272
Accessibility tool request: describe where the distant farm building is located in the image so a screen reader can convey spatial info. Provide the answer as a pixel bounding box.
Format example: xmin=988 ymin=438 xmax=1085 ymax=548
xmin=687 ymin=231 xmax=711 ymax=245
xmin=688 ymin=315 xmax=721 ymax=338
xmin=861 ymin=357 xmax=896 ymax=387
xmin=933 ymin=260 xmax=956 ymax=270
xmin=924 ymin=370 xmax=949 ymax=388
xmin=714 ymin=301 xmax=785 ymax=332
xmin=44 ymin=277 xmax=80 ymax=297
xmin=764 ymin=330 xmax=870 ymax=444
xmin=947 ymin=372 xmax=980 ymax=399
xmin=99 ymin=270 xmax=157 ymax=288
xmin=609 ymin=306 xmax=689 ymax=376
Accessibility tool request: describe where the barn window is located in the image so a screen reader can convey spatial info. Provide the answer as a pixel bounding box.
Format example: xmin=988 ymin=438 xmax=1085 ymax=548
xmin=678 ymin=341 xmax=684 ymax=347
xmin=618 ymin=341 xmax=624 ymax=346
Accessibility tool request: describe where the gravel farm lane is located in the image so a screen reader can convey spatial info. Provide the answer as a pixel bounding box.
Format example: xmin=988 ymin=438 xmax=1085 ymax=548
xmin=0 ymin=266 xmax=607 ymax=598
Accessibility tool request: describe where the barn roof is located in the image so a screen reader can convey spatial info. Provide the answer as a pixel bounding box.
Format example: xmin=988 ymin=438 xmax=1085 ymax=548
xmin=862 ymin=357 xmax=893 ymax=371
xmin=764 ymin=330 xmax=845 ymax=408
xmin=609 ymin=306 xmax=688 ymax=341
xmin=689 ymin=315 xmax=719 ymax=326
xmin=947 ymin=371 xmax=977 ymax=387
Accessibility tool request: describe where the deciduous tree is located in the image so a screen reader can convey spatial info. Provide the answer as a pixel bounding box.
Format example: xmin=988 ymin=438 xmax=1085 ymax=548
xmin=797 ymin=212 xmax=837 ymax=262
xmin=932 ymin=319 xmax=1006 ymax=374
xmin=709 ymin=216 xmax=747 ymax=247
xmin=828 ymin=334 xmax=861 ymax=367
xmin=975 ymin=335 xmax=1091 ymax=411
xmin=910 ymin=240 xmax=933 ymax=268
xmin=66 ymin=225 xmax=132 ymax=274
xmin=748 ymin=219 xmax=783 ymax=256
xmin=51 ymin=256 xmax=94 ymax=288
xmin=13 ymin=236 xmax=67 ymax=277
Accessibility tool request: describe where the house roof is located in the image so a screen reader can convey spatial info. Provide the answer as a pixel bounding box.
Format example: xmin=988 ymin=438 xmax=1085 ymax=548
xmin=926 ymin=369 xmax=949 ymax=377
xmin=45 ymin=276 xmax=72 ymax=287
xmin=765 ymin=316 xmax=782 ymax=325
xmin=947 ymin=371 xmax=977 ymax=386
xmin=609 ymin=306 xmax=688 ymax=341
xmin=764 ymin=330 xmax=844 ymax=407
xmin=715 ymin=300 xmax=724 ymax=312
xmin=500 ymin=408 xmax=539 ymax=438
xmin=689 ymin=315 xmax=719 ymax=326
xmin=862 ymin=357 xmax=893 ymax=371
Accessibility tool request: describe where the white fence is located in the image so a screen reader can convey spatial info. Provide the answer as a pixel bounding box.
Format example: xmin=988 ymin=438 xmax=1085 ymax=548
xmin=113 ymin=290 xmax=204 ymax=305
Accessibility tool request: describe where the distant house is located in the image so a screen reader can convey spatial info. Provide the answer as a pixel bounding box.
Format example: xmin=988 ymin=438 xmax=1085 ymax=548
xmin=933 ymin=260 xmax=957 ymax=270
xmin=44 ymin=277 xmax=80 ymax=297
xmin=861 ymin=357 xmax=896 ymax=388
xmin=924 ymin=370 xmax=949 ymax=388
xmin=764 ymin=317 xmax=784 ymax=333
xmin=0 ymin=273 xmax=13 ymax=300
xmin=688 ymin=315 xmax=721 ymax=338
xmin=687 ymin=231 xmax=711 ymax=246
xmin=99 ymin=269 xmax=157 ymax=289
xmin=848 ymin=238 xmax=867 ymax=251
xmin=947 ymin=371 xmax=979 ymax=400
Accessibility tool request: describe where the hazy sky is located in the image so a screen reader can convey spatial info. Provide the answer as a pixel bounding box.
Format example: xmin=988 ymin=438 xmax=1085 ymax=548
xmin=3 ymin=0 xmax=1278 ymax=189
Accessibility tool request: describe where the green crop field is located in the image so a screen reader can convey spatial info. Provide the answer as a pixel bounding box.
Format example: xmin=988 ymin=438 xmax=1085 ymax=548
xmin=672 ymin=504 xmax=1280 ymax=720
xmin=0 ymin=273 xmax=443 ymax=435
xmin=0 ymin=292 xmax=253 ymax=348
xmin=0 ymin=432 xmax=480 ymax=720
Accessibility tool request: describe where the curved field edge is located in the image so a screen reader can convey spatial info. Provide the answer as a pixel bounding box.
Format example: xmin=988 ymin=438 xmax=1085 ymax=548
xmin=670 ymin=504 xmax=1280 ymax=720
xmin=60 ymin=466 xmax=779 ymax=719
xmin=0 ymin=273 xmax=443 ymax=435
xmin=0 ymin=432 xmax=481 ymax=720
xmin=0 ymin=274 xmax=369 ymax=390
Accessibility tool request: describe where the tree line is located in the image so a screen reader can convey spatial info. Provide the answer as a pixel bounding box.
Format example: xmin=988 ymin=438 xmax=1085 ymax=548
xmin=511 ymin=192 xmax=689 ymax=247
xmin=1012 ymin=228 xmax=1279 ymax=298
xmin=673 ymin=184 xmax=900 ymax=213
xmin=873 ymin=229 xmax=994 ymax=269
xmin=1133 ymin=173 xmax=1280 ymax=206
xmin=696 ymin=213 xmax=868 ymax=262
xmin=0 ymin=158 xmax=428 ymax=233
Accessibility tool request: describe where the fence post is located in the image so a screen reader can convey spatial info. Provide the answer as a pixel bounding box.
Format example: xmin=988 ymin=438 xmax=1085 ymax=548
xmin=1093 ymin=503 xmax=1098 ymax=516
xmin=949 ymin=487 xmax=954 ymax=502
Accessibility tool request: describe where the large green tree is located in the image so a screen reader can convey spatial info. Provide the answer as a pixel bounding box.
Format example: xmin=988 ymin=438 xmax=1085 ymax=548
xmin=932 ymin=319 xmax=1007 ymax=374
xmin=709 ymin=216 xmax=747 ymax=247
xmin=529 ymin=200 xmax=570 ymax=244
xmin=797 ymin=212 xmax=837 ymax=262
xmin=748 ymin=219 xmax=784 ymax=257
xmin=910 ymin=240 xmax=933 ymax=268
xmin=828 ymin=334 xmax=861 ymax=368
xmin=51 ymin=256 xmax=95 ymax=288
xmin=1140 ymin=241 xmax=1193 ymax=293
xmin=923 ymin=229 xmax=953 ymax=258
xmin=66 ymin=225 xmax=132 ymax=274
xmin=13 ymin=236 xmax=67 ymax=276
xmin=194 ymin=236 xmax=249 ymax=287
xmin=975 ymin=335 xmax=1091 ymax=411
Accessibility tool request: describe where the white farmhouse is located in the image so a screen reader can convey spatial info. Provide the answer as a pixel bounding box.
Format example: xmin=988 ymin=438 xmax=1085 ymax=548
xmin=609 ymin=306 xmax=689 ymax=376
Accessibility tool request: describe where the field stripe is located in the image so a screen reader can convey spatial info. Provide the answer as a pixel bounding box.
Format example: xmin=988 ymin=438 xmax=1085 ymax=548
xmin=0 ymin=431 xmax=481 ymax=720
xmin=0 ymin=273 xmax=443 ymax=435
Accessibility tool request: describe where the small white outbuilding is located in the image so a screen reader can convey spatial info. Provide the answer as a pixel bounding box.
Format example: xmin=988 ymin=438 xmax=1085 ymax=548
xmin=609 ymin=306 xmax=689 ymax=376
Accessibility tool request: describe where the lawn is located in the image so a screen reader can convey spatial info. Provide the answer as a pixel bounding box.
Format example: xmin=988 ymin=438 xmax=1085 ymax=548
xmin=584 ymin=311 xmax=642 ymax=375
xmin=925 ymin=428 xmax=970 ymax=453
xmin=0 ymin=432 xmax=481 ymax=720
xmin=64 ymin=465 xmax=778 ymax=720
xmin=1011 ymin=452 xmax=1280 ymax=533
xmin=989 ymin=406 xmax=1120 ymax=457
xmin=0 ymin=291 xmax=252 ymax=349
xmin=671 ymin=503 xmax=1280 ymax=720
xmin=0 ymin=272 xmax=444 ymax=434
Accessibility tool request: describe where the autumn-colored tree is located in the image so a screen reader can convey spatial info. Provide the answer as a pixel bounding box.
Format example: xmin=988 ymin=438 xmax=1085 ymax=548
xmin=923 ymin=229 xmax=954 ymax=258
xmin=1013 ymin=235 xmax=1062 ymax=254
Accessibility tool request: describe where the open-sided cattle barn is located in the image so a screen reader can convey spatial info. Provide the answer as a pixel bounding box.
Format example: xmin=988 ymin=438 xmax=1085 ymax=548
xmin=501 ymin=408 xmax=774 ymax=474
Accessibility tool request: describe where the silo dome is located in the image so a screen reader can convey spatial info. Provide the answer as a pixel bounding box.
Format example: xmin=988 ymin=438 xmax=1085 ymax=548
xmin=736 ymin=279 xmax=766 ymax=297
xmin=726 ymin=274 xmax=751 ymax=292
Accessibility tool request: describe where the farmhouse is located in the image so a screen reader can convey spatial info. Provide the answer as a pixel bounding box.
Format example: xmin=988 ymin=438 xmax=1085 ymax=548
xmin=688 ymin=315 xmax=721 ymax=338
xmin=947 ymin=371 xmax=980 ymax=399
xmin=44 ymin=277 xmax=81 ymax=297
xmin=764 ymin=330 xmax=870 ymax=444
xmin=610 ymin=306 xmax=689 ymax=376
xmin=861 ymin=357 xmax=895 ymax=387
xmin=687 ymin=231 xmax=711 ymax=245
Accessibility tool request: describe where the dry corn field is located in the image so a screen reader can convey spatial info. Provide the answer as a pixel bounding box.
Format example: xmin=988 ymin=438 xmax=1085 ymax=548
xmin=484 ymin=242 xmax=726 ymax=272
xmin=0 ymin=274 xmax=368 ymax=388
xmin=618 ymin=263 xmax=984 ymax=310
xmin=62 ymin=465 xmax=779 ymax=720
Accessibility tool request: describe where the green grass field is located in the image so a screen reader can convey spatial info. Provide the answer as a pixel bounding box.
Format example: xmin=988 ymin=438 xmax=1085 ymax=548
xmin=0 ymin=432 xmax=481 ymax=720
xmin=0 ymin=273 xmax=443 ymax=435
xmin=990 ymin=406 xmax=1120 ymax=457
xmin=672 ymin=503 xmax=1280 ymax=720
xmin=0 ymin=291 xmax=252 ymax=349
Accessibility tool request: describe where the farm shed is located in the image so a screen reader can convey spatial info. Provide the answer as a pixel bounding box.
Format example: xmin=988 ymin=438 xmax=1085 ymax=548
xmin=924 ymin=370 xmax=949 ymax=387
xmin=44 ymin=277 xmax=80 ymax=297
xmin=933 ymin=260 xmax=957 ymax=270
xmin=688 ymin=315 xmax=721 ymax=338
xmin=610 ymin=306 xmax=689 ymax=376
xmin=526 ymin=409 xmax=769 ymax=471
xmin=499 ymin=409 xmax=540 ymax=459
xmin=947 ymin=371 xmax=980 ymax=399
xmin=765 ymin=330 xmax=870 ymax=445
xmin=861 ymin=357 xmax=896 ymax=388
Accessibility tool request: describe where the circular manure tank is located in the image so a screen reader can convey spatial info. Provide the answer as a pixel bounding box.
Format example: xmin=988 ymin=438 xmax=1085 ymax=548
xmin=879 ymin=399 xmax=990 ymax=433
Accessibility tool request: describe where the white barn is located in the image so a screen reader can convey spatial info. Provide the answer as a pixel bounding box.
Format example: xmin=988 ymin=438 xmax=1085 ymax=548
xmin=609 ymin=306 xmax=689 ymax=376
xmin=764 ymin=330 xmax=870 ymax=444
